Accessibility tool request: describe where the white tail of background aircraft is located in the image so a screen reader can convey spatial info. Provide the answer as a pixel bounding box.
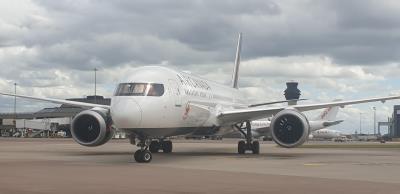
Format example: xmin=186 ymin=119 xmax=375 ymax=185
xmin=1 ymin=33 xmax=399 ymax=163
xmin=310 ymin=103 xmax=344 ymax=140
xmin=315 ymin=100 xmax=341 ymax=121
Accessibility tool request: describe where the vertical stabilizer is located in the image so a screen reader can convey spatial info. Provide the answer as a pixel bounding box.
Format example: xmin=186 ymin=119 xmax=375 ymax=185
xmin=232 ymin=33 xmax=242 ymax=89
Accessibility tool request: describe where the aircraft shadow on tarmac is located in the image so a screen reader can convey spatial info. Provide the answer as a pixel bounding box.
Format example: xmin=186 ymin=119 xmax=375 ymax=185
xmin=60 ymin=148 xmax=395 ymax=164
xmin=62 ymin=149 xmax=312 ymax=164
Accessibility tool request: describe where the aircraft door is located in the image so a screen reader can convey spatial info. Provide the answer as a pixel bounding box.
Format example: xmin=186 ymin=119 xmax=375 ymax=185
xmin=169 ymin=79 xmax=182 ymax=107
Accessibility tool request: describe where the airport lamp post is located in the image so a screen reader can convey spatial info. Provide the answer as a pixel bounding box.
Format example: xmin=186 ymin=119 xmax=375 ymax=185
xmin=94 ymin=68 xmax=97 ymax=104
xmin=13 ymin=83 xmax=17 ymax=128
xmin=373 ymin=107 xmax=376 ymax=135
xmin=359 ymin=112 xmax=362 ymax=135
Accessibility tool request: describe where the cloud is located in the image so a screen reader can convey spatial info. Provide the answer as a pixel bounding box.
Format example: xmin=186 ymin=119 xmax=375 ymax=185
xmin=240 ymin=56 xmax=384 ymax=79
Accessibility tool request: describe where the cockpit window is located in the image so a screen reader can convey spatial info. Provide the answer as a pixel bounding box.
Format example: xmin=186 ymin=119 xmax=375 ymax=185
xmin=114 ymin=83 xmax=164 ymax=96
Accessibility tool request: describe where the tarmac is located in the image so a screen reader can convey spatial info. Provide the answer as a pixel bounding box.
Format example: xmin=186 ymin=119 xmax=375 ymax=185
xmin=0 ymin=138 xmax=400 ymax=194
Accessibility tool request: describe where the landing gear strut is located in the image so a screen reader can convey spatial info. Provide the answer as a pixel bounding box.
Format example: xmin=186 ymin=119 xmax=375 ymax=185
xmin=234 ymin=121 xmax=260 ymax=154
xmin=132 ymin=137 xmax=153 ymax=163
xmin=149 ymin=139 xmax=173 ymax=153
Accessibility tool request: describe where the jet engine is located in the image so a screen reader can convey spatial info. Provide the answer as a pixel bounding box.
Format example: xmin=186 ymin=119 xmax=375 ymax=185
xmin=71 ymin=109 xmax=114 ymax=147
xmin=270 ymin=109 xmax=310 ymax=148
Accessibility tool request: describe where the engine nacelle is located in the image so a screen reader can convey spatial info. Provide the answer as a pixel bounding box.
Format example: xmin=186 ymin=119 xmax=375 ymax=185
xmin=71 ymin=109 xmax=114 ymax=147
xmin=270 ymin=109 xmax=310 ymax=148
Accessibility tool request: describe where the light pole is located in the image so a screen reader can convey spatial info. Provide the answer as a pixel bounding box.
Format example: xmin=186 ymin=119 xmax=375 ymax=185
xmin=94 ymin=68 xmax=98 ymax=104
xmin=13 ymin=83 xmax=17 ymax=128
xmin=373 ymin=107 xmax=376 ymax=135
xmin=14 ymin=83 xmax=17 ymax=115
xmin=359 ymin=112 xmax=362 ymax=135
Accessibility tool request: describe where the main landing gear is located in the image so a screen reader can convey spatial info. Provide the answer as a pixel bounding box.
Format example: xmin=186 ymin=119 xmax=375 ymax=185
xmin=149 ymin=139 xmax=173 ymax=153
xmin=234 ymin=121 xmax=260 ymax=154
xmin=130 ymin=136 xmax=173 ymax=163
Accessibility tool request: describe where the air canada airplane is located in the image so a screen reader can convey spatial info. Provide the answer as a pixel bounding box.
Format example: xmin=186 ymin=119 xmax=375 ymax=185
xmin=1 ymin=33 xmax=400 ymax=163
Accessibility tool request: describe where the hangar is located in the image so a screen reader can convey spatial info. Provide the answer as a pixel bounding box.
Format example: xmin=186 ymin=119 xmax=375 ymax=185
xmin=389 ymin=105 xmax=400 ymax=138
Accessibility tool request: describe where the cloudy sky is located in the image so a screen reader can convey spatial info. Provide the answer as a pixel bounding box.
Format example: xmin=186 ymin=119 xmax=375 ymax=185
xmin=1 ymin=0 xmax=400 ymax=134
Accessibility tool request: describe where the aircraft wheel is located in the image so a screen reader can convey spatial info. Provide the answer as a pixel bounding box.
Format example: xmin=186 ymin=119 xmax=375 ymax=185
xmin=149 ymin=140 xmax=159 ymax=153
xmin=140 ymin=150 xmax=152 ymax=163
xmin=238 ymin=140 xmax=246 ymax=154
xmin=252 ymin=141 xmax=260 ymax=154
xmin=162 ymin=141 xmax=173 ymax=153
xmin=134 ymin=150 xmax=143 ymax=163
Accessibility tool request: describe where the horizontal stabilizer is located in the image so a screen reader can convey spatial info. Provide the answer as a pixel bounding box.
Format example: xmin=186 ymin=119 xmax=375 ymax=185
xmin=322 ymin=120 xmax=344 ymax=127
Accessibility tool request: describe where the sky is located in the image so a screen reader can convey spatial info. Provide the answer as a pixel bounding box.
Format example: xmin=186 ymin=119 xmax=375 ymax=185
xmin=1 ymin=0 xmax=400 ymax=134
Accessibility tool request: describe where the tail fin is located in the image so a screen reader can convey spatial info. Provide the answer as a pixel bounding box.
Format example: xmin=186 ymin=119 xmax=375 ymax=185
xmin=232 ymin=33 xmax=242 ymax=89
xmin=316 ymin=106 xmax=339 ymax=121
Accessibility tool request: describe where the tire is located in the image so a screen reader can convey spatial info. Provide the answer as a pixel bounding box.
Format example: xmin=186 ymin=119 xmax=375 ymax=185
xmin=252 ymin=141 xmax=260 ymax=154
xmin=134 ymin=150 xmax=143 ymax=163
xmin=140 ymin=150 xmax=152 ymax=163
xmin=149 ymin=140 xmax=159 ymax=153
xmin=162 ymin=141 xmax=173 ymax=153
xmin=238 ymin=141 xmax=246 ymax=154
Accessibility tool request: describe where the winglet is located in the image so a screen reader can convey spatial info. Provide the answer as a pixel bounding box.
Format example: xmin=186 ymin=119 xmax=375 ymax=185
xmin=232 ymin=33 xmax=242 ymax=89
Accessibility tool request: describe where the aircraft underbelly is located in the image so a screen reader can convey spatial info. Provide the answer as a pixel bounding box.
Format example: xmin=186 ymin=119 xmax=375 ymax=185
xmin=125 ymin=126 xmax=216 ymax=137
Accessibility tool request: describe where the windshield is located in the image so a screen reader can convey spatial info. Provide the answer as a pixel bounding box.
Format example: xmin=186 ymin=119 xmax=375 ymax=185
xmin=114 ymin=83 xmax=164 ymax=96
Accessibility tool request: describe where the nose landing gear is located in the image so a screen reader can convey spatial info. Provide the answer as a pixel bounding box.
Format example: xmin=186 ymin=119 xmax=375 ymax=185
xmin=134 ymin=149 xmax=152 ymax=163
xmin=129 ymin=136 xmax=173 ymax=163
xmin=131 ymin=137 xmax=153 ymax=163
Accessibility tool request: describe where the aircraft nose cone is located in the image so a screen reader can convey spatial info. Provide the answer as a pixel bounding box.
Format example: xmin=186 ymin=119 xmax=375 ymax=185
xmin=111 ymin=98 xmax=142 ymax=129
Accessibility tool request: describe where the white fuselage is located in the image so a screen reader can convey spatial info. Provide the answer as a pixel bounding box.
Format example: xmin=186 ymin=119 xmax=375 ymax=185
xmin=110 ymin=66 xmax=248 ymax=137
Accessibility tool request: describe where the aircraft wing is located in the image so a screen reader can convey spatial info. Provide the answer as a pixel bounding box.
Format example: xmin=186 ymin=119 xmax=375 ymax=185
xmin=218 ymin=95 xmax=400 ymax=125
xmin=0 ymin=92 xmax=110 ymax=109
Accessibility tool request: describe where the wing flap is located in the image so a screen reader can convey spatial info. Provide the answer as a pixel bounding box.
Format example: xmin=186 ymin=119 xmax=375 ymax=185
xmin=249 ymin=99 xmax=307 ymax=107
xmin=218 ymin=106 xmax=284 ymax=125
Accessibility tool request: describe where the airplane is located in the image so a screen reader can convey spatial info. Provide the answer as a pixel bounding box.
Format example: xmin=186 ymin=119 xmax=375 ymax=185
xmin=309 ymin=128 xmax=342 ymax=140
xmin=1 ymin=33 xmax=400 ymax=163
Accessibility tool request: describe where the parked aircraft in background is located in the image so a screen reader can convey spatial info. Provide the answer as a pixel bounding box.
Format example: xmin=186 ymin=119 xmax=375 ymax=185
xmin=1 ymin=33 xmax=400 ymax=163
xmin=308 ymin=105 xmax=344 ymax=140
xmin=309 ymin=128 xmax=342 ymax=140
